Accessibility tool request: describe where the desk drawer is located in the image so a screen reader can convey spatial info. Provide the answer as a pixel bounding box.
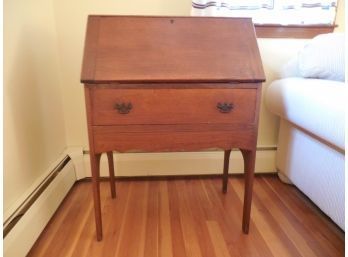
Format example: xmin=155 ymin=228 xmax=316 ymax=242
xmin=92 ymin=125 xmax=256 ymax=153
xmin=90 ymin=88 xmax=257 ymax=125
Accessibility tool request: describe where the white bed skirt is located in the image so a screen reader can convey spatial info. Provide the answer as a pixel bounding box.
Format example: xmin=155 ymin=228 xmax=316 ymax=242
xmin=276 ymin=119 xmax=345 ymax=230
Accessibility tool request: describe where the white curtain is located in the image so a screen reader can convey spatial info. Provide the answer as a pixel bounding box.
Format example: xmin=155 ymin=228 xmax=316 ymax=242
xmin=191 ymin=0 xmax=338 ymax=25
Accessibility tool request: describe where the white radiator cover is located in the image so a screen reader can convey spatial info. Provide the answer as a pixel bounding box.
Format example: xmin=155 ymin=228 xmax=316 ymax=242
xmin=4 ymin=161 xmax=76 ymax=257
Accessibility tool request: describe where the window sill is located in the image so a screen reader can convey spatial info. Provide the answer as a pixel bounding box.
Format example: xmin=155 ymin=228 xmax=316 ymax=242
xmin=254 ymin=24 xmax=335 ymax=38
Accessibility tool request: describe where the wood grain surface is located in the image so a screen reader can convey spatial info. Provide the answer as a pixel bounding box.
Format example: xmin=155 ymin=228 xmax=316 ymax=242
xmin=81 ymin=16 xmax=265 ymax=241
xmin=255 ymin=24 xmax=335 ymax=38
xmin=81 ymin=16 xmax=265 ymax=83
xmin=92 ymin=127 xmax=256 ymax=153
xmin=90 ymin=88 xmax=257 ymax=126
xmin=28 ymin=176 xmax=344 ymax=257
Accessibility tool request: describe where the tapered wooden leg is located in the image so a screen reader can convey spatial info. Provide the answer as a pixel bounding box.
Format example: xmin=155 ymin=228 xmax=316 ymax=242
xmin=90 ymin=153 xmax=102 ymax=241
xmin=106 ymin=151 xmax=116 ymax=198
xmin=240 ymin=149 xmax=256 ymax=234
xmin=222 ymin=149 xmax=231 ymax=193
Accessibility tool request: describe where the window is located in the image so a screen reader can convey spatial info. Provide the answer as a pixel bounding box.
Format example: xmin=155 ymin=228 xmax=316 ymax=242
xmin=191 ymin=0 xmax=338 ymax=26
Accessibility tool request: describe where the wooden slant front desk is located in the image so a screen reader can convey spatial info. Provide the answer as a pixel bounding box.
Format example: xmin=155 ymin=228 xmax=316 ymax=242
xmin=81 ymin=15 xmax=265 ymax=241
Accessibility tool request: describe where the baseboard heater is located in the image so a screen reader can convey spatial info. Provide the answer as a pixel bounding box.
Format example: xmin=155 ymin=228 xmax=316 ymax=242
xmin=3 ymin=155 xmax=71 ymax=238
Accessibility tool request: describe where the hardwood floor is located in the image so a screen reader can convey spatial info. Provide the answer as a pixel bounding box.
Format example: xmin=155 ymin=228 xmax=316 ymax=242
xmin=28 ymin=175 xmax=344 ymax=257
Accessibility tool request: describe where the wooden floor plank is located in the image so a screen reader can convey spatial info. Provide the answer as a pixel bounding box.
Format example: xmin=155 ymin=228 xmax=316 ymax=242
xmin=27 ymin=176 xmax=344 ymax=257
xmin=167 ymin=181 xmax=188 ymax=257
xmin=72 ymin=181 xmax=110 ymax=257
xmin=256 ymin=177 xmax=338 ymax=257
xmin=204 ymin=179 xmax=255 ymax=257
xmin=29 ymin=182 xmax=95 ymax=257
xmin=263 ymin=177 xmax=344 ymax=256
xmin=27 ymin=183 xmax=87 ymax=257
xmin=253 ymin=178 xmax=317 ymax=256
xmin=158 ymin=181 xmax=173 ymax=257
xmin=207 ymin=178 xmax=272 ymax=257
xmin=233 ymin=178 xmax=304 ymax=257
xmin=206 ymin=221 xmax=232 ymax=257
xmin=97 ymin=182 xmax=131 ymax=257
xmin=144 ymin=181 xmax=159 ymax=257
xmin=113 ymin=181 xmax=149 ymax=257
xmin=175 ymin=180 xmax=203 ymax=257
xmin=182 ymin=180 xmax=216 ymax=257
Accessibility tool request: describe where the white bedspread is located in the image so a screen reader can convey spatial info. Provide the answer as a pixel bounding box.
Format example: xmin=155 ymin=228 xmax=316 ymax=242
xmin=266 ymin=78 xmax=345 ymax=151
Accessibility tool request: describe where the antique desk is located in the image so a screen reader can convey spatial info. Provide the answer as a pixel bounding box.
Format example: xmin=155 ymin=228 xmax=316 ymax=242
xmin=81 ymin=15 xmax=265 ymax=241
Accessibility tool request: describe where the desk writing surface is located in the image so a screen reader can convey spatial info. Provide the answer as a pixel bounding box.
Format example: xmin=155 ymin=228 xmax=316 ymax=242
xmin=81 ymin=15 xmax=265 ymax=84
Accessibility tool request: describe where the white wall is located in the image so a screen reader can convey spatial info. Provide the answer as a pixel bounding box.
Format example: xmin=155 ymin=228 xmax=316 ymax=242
xmin=4 ymin=0 xmax=67 ymax=214
xmin=335 ymin=0 xmax=345 ymax=32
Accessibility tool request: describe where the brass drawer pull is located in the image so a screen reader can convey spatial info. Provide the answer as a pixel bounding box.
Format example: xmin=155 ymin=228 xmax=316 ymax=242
xmin=217 ymin=102 xmax=234 ymax=113
xmin=114 ymin=102 xmax=132 ymax=114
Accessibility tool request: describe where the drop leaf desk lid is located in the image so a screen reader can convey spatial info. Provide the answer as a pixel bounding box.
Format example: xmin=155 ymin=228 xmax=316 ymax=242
xmin=81 ymin=15 xmax=265 ymax=84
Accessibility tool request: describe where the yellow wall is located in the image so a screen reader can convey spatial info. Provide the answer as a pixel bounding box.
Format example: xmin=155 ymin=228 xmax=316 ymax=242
xmin=335 ymin=0 xmax=345 ymax=32
xmin=4 ymin=0 xmax=67 ymax=213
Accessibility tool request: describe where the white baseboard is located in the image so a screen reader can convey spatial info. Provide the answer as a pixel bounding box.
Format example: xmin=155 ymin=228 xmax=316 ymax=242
xmin=4 ymin=152 xmax=73 ymax=222
xmin=4 ymin=161 xmax=76 ymax=257
xmin=66 ymin=146 xmax=85 ymax=180
xmin=82 ymin=149 xmax=276 ymax=178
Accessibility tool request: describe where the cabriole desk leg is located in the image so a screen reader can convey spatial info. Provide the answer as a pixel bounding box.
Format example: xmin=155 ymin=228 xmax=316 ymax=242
xmin=222 ymin=149 xmax=231 ymax=193
xmin=90 ymin=153 xmax=103 ymax=241
xmin=106 ymin=152 xmax=116 ymax=198
xmin=240 ymin=149 xmax=256 ymax=234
